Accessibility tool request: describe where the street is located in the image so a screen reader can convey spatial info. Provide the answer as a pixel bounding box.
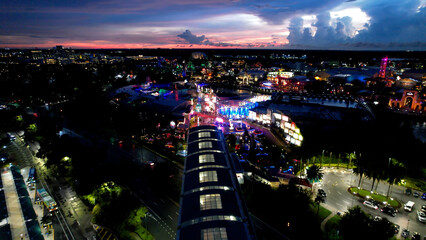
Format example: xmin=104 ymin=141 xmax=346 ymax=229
xmin=7 ymin=135 xmax=96 ymax=240
xmin=9 ymin=131 xmax=181 ymax=240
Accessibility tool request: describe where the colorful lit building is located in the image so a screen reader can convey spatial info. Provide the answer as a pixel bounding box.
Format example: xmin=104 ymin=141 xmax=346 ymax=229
xmin=389 ymin=90 xmax=425 ymax=112
xmin=247 ymin=107 xmax=303 ymax=146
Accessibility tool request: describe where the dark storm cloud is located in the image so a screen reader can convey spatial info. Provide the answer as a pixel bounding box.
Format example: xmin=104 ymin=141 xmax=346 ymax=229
xmin=287 ymin=13 xmax=350 ymax=48
xmin=177 ymin=30 xmax=206 ymax=44
xmin=243 ymin=0 xmax=344 ymax=25
xmin=177 ymin=30 xmax=242 ymax=47
xmin=286 ymin=0 xmax=426 ymax=50
xmin=354 ymin=0 xmax=426 ymax=44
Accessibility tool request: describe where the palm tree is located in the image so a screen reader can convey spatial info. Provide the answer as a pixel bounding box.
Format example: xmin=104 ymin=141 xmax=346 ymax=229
xmin=374 ymin=169 xmax=386 ymax=193
xmin=346 ymin=152 xmax=356 ymax=169
xmin=365 ymin=160 xmax=383 ymax=193
xmin=386 ymin=158 xmax=406 ymax=197
xmin=307 ymin=164 xmax=323 ymax=182
xmin=315 ymin=194 xmax=325 ymax=218
xmin=40 ymin=215 xmax=52 ymax=228
xmin=353 ymin=157 xmax=366 ymax=188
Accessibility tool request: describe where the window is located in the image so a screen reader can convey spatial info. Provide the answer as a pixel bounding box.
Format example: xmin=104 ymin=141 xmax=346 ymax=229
xmin=202 ymin=228 xmax=228 ymax=240
xmin=200 ymin=194 xmax=222 ymax=210
xmin=199 ymin=171 xmax=218 ymax=183
xmin=199 ymin=141 xmax=212 ymax=149
xmin=199 ymin=154 xmax=215 ymax=164
xmin=198 ymin=132 xmax=211 ymax=138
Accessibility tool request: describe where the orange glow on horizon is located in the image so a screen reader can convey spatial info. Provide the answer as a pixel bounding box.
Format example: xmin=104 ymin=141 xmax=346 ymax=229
xmin=0 ymin=41 xmax=288 ymax=49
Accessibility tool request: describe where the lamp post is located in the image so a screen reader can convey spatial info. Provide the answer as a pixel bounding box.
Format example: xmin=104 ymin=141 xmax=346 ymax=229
xmin=321 ymin=150 xmax=325 ymax=168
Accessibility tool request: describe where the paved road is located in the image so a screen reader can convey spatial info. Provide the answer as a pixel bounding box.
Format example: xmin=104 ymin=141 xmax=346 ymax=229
xmin=7 ymin=134 xmax=96 ymax=240
xmin=125 ymin=144 xmax=180 ymax=240
xmin=59 ymin=128 xmax=181 ymax=240
xmin=318 ymin=168 xmax=425 ymax=237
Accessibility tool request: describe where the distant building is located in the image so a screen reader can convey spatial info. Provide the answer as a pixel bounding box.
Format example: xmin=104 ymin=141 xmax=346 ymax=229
xmin=401 ymin=69 xmax=426 ymax=81
xmin=389 ymin=90 xmax=425 ymax=112
xmin=394 ymin=78 xmax=419 ymax=89
xmin=191 ymin=52 xmax=207 ymax=60
xmin=237 ymin=70 xmax=265 ymax=86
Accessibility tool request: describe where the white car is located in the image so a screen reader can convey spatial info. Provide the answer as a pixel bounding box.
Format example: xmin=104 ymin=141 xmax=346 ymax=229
xmin=363 ymin=200 xmax=379 ymax=210
xmin=404 ymin=201 xmax=415 ymax=212
xmin=417 ymin=210 xmax=426 ymax=223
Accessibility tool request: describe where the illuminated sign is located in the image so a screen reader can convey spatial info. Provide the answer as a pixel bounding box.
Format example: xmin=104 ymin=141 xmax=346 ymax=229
xmin=279 ymin=72 xmax=294 ymax=79
xmin=170 ymin=121 xmax=176 ymax=129
xmin=406 ymin=92 xmax=414 ymax=96
xmin=273 ymin=113 xmax=281 ymax=120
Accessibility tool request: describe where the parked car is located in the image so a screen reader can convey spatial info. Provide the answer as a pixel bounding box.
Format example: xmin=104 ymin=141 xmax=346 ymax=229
xmin=422 ymin=193 xmax=426 ymax=200
xmin=401 ymin=229 xmax=410 ymax=238
xmin=417 ymin=210 xmax=426 ymax=223
xmin=405 ymin=188 xmax=412 ymax=195
xmin=413 ymin=191 xmax=419 ymax=198
xmin=363 ymin=200 xmax=379 ymax=210
xmin=381 ymin=206 xmax=397 ymax=217
xmin=318 ymin=189 xmax=327 ymax=197
xmin=404 ymin=201 xmax=415 ymax=212
xmin=421 ymin=204 xmax=426 ymax=212
xmin=373 ymin=216 xmax=382 ymax=222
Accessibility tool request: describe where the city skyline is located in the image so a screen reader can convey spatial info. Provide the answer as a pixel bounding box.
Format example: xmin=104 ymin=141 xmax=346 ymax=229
xmin=1 ymin=0 xmax=426 ymax=50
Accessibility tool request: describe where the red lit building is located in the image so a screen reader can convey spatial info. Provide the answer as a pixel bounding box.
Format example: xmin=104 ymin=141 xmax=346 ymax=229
xmin=389 ymin=90 xmax=425 ymax=112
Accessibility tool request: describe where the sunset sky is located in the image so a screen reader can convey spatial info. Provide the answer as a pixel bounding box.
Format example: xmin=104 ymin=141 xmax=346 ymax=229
xmin=1 ymin=0 xmax=425 ymax=50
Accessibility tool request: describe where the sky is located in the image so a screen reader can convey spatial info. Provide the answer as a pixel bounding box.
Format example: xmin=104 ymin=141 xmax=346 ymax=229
xmin=1 ymin=0 xmax=425 ymax=50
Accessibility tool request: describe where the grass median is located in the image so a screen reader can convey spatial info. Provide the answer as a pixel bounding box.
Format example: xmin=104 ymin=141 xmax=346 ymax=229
xmin=348 ymin=187 xmax=400 ymax=208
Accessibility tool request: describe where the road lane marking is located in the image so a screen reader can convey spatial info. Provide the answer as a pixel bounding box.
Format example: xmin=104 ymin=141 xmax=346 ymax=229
xmin=168 ymin=215 xmax=173 ymax=220
xmin=106 ymin=233 xmax=113 ymax=240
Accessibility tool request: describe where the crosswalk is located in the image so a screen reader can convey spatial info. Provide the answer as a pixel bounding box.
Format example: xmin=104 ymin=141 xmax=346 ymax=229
xmin=95 ymin=226 xmax=117 ymax=240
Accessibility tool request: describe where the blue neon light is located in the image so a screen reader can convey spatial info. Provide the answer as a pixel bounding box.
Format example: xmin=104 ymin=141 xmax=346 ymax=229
xmin=218 ymin=102 xmax=257 ymax=119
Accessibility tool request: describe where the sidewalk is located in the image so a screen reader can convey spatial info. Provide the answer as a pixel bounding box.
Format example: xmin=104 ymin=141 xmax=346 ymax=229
xmin=2 ymin=168 xmax=29 ymax=240
xmin=320 ymin=212 xmax=337 ymax=233
xmin=23 ymin=167 xmax=54 ymax=240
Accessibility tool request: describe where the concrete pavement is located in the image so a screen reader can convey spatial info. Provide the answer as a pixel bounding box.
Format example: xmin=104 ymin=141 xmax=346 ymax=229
xmin=320 ymin=213 xmax=337 ymax=233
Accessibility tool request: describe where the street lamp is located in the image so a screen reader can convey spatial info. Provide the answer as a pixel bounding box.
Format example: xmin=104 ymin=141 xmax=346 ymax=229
xmin=321 ymin=150 xmax=325 ymax=168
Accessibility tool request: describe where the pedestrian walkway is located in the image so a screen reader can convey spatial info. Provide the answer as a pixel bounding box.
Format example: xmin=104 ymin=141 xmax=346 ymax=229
xmin=2 ymin=168 xmax=29 ymax=240
xmin=320 ymin=212 xmax=337 ymax=233
xmin=23 ymin=167 xmax=54 ymax=240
